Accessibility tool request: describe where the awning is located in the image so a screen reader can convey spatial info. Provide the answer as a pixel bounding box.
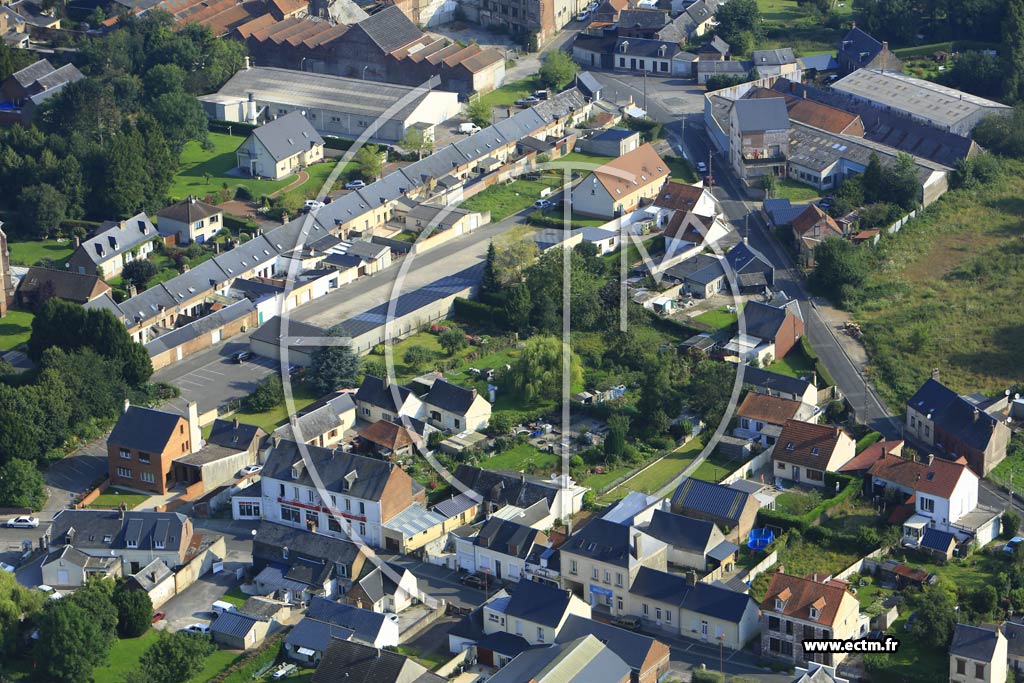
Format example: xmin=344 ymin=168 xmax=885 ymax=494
xmin=904 ymin=514 xmax=929 ymax=529
xmin=296 ymin=647 xmax=316 ymax=657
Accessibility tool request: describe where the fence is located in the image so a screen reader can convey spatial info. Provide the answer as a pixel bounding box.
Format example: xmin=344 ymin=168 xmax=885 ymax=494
xmin=719 ymin=446 xmax=774 ymax=486
xmin=884 ymin=209 xmax=918 ymax=235
xmin=741 ymin=549 xmax=779 ymax=586
xmin=834 ymin=546 xmax=890 ymax=581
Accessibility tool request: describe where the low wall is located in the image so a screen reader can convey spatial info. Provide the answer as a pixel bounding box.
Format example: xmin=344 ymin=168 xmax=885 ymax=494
xmin=436 ymin=649 xmax=471 ymax=678
xmin=885 ymin=209 xmax=918 ymax=235
xmin=174 ymin=535 xmax=228 ymax=595
xmin=75 ymin=478 xmax=111 ymax=509
xmin=834 ymin=546 xmax=889 ymax=581
xmin=398 ymin=603 xmax=447 ymax=644
xmin=720 ymin=446 xmax=774 ymax=486
xmin=742 ymin=549 xmax=779 ymax=586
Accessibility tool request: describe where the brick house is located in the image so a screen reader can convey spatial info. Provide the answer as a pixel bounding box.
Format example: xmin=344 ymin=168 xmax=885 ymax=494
xmin=108 ymin=402 xmax=202 ymax=494
xmin=790 ymin=205 xmax=843 ymax=268
xmin=760 ymin=573 xmax=862 ymax=666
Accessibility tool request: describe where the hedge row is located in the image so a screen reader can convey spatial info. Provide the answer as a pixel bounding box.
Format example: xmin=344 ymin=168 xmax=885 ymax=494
xmin=208 ymin=119 xmax=256 ymax=137
xmin=800 ymin=335 xmax=836 ymax=388
xmin=856 ymin=431 xmax=883 ymax=453
xmin=525 ymin=211 xmax=595 ymax=230
xmin=758 ymin=473 xmax=861 ymax=533
xmin=453 ymin=297 xmax=506 ymax=327
xmin=223 ymin=214 xmax=259 ymax=234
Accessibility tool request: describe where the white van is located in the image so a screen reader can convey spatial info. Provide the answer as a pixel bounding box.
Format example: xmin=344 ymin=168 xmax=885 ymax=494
xmin=212 ymin=600 xmax=236 ymax=616
xmin=459 ymin=122 xmax=481 ymax=135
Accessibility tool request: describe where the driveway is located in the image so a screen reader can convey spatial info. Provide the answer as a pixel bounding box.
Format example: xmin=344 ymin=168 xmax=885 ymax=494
xmin=160 ymin=561 xmax=246 ymax=631
xmin=153 ymin=341 xmax=278 ymax=417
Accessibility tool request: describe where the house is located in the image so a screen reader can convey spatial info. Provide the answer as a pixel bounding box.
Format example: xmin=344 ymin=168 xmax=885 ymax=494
xmin=310 ymin=638 xmax=445 ymax=683
xmin=554 ymin=614 xmax=671 ymax=683
xmin=207 ymin=418 xmax=266 ymax=458
xmin=735 ymin=392 xmax=815 ymax=447
xmin=612 ymin=37 xmax=686 ymax=76
xmin=791 ymin=664 xmax=851 ymax=682
xmin=457 ymin=517 xmax=548 ymax=582
xmin=488 ymin=634 xmax=632 ymax=683
xmin=697 ymin=59 xmax=751 ymax=85
xmin=1001 ymin=621 xmax=1024 ymax=675
xmin=739 ymin=364 xmax=819 ymax=408
xmin=67 ymin=213 xmax=158 ymax=279
xmin=628 ymin=567 xmax=761 ymax=649
xmin=422 ymin=378 xmax=492 ymax=433
xmin=156 ymin=197 xmax=224 ymax=245
xmin=761 ymin=573 xmax=862 ymax=666
xmin=867 ymin=451 xmax=979 ymax=542
xmin=575 ymin=128 xmax=641 ymax=157
xmin=482 ymin=579 xmax=592 ymax=647
xmin=617 ymin=9 xmax=670 ymax=39
xmin=790 ymin=205 xmax=843 ymax=268
xmin=323 ymin=240 xmax=392 ymax=276
xmin=662 ymin=254 xmax=726 ymax=299
xmin=236 ymin=111 xmax=325 ymax=180
xmin=575 ymin=227 xmax=621 ymax=256
xmin=358 ymin=419 xmax=422 ymax=459
xmin=248 ymin=520 xmax=365 ymax=602
xmin=698 ymin=36 xmax=730 ymax=60
xmin=641 ymin=509 xmax=737 ymax=572
xmin=354 ymin=374 xmax=424 ymax=425
xmin=305 ymin=596 xmax=400 ymax=647
xmin=0 ymin=59 xmax=84 ymax=125
xmin=573 ymin=143 xmax=669 ymax=219
xmin=670 ymin=477 xmax=760 ymax=544
xmin=15 ymin=266 xmax=111 ymax=309
xmin=107 ymin=401 xmax=202 ymax=494
xmin=343 ymin=562 xmax=420 ymax=613
xmin=452 ymin=464 xmax=589 ymax=519
xmin=285 ymin=619 xmax=355 ymax=666
xmin=950 ymin=623 xmax=1007 ymax=683
xmin=751 ymin=48 xmax=801 ymax=79
xmin=741 ymin=299 xmax=804 ymax=362
xmin=200 ymin=66 xmax=460 ymax=145
xmin=248 ymin=438 xmax=425 ymax=548
xmin=905 ymin=373 xmax=1013 ymax=476
xmin=40 ymin=545 xmax=121 ymax=589
xmin=276 ymin=393 xmax=356 ymax=449
xmin=729 ymin=97 xmax=790 ymax=183
xmin=773 ymin=420 xmax=855 ymax=487
xmin=559 ymin=518 xmax=667 ymax=614
xmin=210 ymin=610 xmax=272 ymax=650
xmin=837 ymin=439 xmax=905 ymax=477
xmin=725 ymin=240 xmax=775 ymax=294
xmin=837 ymin=26 xmax=903 ymax=75
xmin=124 ymin=558 xmax=176 ymax=608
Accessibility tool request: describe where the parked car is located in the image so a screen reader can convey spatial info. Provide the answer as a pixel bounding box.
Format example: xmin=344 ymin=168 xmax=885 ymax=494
xmin=6 ymin=516 xmax=38 ymax=529
xmin=152 ymin=611 xmax=166 ymax=623
xmin=240 ymin=464 xmax=263 ymax=476
xmin=696 ymin=161 xmax=708 ymax=174
xmin=611 ymin=615 xmax=641 ymax=631
xmin=304 ymin=199 xmax=325 ymax=212
xmin=458 ymin=122 xmax=481 ymax=135
xmin=344 ymin=179 xmax=367 ymax=190
xmin=576 ymin=9 xmax=590 ymax=20
xmin=515 ymin=96 xmax=540 ymax=106
xmin=384 ymin=613 xmax=399 ymax=624
xmin=212 ymin=600 xmax=236 ymax=615
xmin=182 ymin=623 xmax=211 ymax=634
xmin=532 ymin=89 xmax=549 ymax=100
xmin=231 ymin=350 xmax=252 ymax=363
xmin=0 ymin=562 xmax=15 ymax=573
xmin=272 ymin=664 xmax=297 ymax=679
xmin=37 ymin=585 xmax=62 ymax=600
xmin=534 ymin=199 xmax=554 ymax=209
xmin=1004 ymin=536 xmax=1024 ymax=553
xmin=461 ymin=574 xmax=488 ymax=589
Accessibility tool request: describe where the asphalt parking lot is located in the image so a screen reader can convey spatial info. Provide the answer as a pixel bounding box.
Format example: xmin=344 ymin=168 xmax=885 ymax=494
xmin=159 ymin=562 xmax=245 ymax=632
xmin=154 ymin=341 xmax=277 ymax=416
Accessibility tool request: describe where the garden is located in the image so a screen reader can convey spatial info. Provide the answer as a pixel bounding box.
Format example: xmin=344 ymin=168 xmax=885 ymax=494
xmin=461 ymin=174 xmax=565 ymax=222
xmin=87 ymin=487 xmax=150 ymax=510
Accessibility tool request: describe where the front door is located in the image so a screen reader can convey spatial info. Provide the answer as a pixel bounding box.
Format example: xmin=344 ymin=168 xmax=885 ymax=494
xmin=495 ymin=560 xmax=502 ymax=580
xmin=792 ymin=465 xmax=800 ymax=482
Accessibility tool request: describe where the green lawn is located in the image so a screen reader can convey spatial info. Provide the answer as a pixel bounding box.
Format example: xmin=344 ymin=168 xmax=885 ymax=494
xmin=693 ymin=306 xmax=738 ymax=331
xmin=220 ymin=586 xmax=250 ymax=608
xmin=88 ymin=487 xmax=151 ymax=510
xmin=766 ymin=345 xmax=816 ymax=379
xmin=395 ymin=645 xmax=451 ymax=671
xmin=6 ymin=238 xmax=75 ymax=266
xmin=877 ymin=613 xmax=949 ymax=683
xmin=232 ymin=383 xmax=320 ymax=434
xmin=169 ymin=133 xmax=351 ymax=204
xmin=190 ymin=648 xmax=244 ymax=683
xmin=92 ymin=630 xmax=161 ymax=683
xmin=666 ymin=156 xmax=699 ymax=183
xmin=478 ymin=76 xmax=543 ymax=109
xmin=690 ymin=459 xmax=729 ymax=483
xmin=484 ymin=442 xmax=559 ymax=473
xmin=536 ymin=209 xmax=609 ymax=227
xmin=774 ymin=490 xmax=822 ymax=516
xmin=462 ymin=176 xmax=564 ymax=222
xmin=556 ymin=152 xmax=615 ymax=168
xmin=594 ymin=439 xmax=703 ymax=504
xmin=0 ymin=308 xmax=34 ymax=351
xmin=755 ymin=0 xmax=852 ymax=57
xmin=771 ymin=178 xmax=820 ymax=202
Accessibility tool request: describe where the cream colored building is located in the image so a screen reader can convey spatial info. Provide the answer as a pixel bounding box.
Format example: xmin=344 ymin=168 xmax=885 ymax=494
xmin=761 ymin=573 xmax=863 ymax=666
xmin=236 ymin=111 xmax=325 ymax=180
xmin=951 ymin=624 xmax=1007 ymax=683
xmin=572 ymin=143 xmax=669 ymax=219
xmin=482 ymin=579 xmax=592 ymax=646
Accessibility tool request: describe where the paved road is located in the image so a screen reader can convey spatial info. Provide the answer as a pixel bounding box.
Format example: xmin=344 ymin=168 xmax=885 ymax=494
xmin=380 ymin=552 xmax=488 ymax=610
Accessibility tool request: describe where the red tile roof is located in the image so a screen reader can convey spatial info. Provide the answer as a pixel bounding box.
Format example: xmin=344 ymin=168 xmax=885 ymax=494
xmin=838 ymin=439 xmax=904 ymax=473
xmin=774 ymin=419 xmax=850 ymax=469
xmin=761 ymin=573 xmax=856 ymax=627
xmin=358 ymin=420 xmax=420 ymax=451
xmin=791 ymin=205 xmax=842 ymax=238
xmin=654 ymin=180 xmax=706 ymax=212
xmin=867 ymin=452 xmax=974 ymax=499
xmin=590 ymin=143 xmax=669 ymax=198
xmin=736 ymin=393 xmax=803 ymax=426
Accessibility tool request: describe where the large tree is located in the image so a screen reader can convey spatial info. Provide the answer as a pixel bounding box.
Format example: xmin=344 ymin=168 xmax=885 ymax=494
xmin=150 ymin=91 xmax=209 ymax=155
xmin=35 ymin=594 xmax=114 ymax=682
xmin=309 ymin=326 xmax=361 ymax=394
xmin=505 ymin=335 xmax=582 ymax=403
xmin=465 ymin=98 xmax=493 ymax=128
xmin=125 ymin=631 xmax=215 ymax=683
xmin=18 ymin=183 xmax=67 ymax=240
xmin=0 ymin=570 xmax=45 ymax=660
xmin=911 ymin=586 xmax=958 ymax=648
xmin=0 ymin=458 xmax=47 ymax=509
xmin=113 ymin=584 xmax=153 ymax=637
xmin=714 ymin=0 xmax=762 ymax=49
xmin=808 ymin=237 xmax=868 ymax=306
xmin=539 ymin=50 xmax=578 ymax=90
xmin=353 ymin=144 xmax=384 ymax=181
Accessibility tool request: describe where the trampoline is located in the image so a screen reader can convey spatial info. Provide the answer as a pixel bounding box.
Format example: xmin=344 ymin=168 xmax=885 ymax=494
xmin=748 ymin=528 xmax=774 ymax=551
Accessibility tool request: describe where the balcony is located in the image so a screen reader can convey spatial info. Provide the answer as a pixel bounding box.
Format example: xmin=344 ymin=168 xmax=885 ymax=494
xmin=741 ymin=151 xmax=787 ymax=165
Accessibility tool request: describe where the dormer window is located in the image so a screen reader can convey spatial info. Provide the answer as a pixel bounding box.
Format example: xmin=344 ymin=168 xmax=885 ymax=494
xmin=785 ymin=442 xmax=795 ymax=452
xmin=774 ymin=598 xmax=785 ymax=610
xmin=809 ymin=607 xmax=820 ymax=620
xmin=126 ymin=539 xmax=137 ymax=548
xmin=620 ymin=41 xmax=629 ymax=54
xmin=810 ymin=447 xmax=820 ymax=456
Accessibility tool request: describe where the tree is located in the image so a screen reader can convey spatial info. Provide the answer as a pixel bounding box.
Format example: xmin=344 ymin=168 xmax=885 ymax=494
xmin=940 ymin=51 xmax=1004 ymax=99
xmin=481 ymin=241 xmax=501 ymax=299
xmin=35 ymin=593 xmax=114 ymax=682
xmin=353 ymin=144 xmax=384 ymax=181
xmin=1005 ymin=0 xmax=1024 ymax=102
xmin=539 ymin=50 xmax=578 ymax=90
xmin=113 ymin=584 xmax=152 ymax=637
xmin=403 ymin=345 xmax=435 ymax=370
xmin=309 ymin=326 xmax=360 ymax=394
xmin=493 ymin=226 xmax=539 ymax=286
xmin=505 ymin=335 xmax=582 ymax=403
xmin=689 ymin=359 xmax=734 ymax=426
xmin=714 ymin=0 xmax=762 ymax=46
xmin=150 ymin=91 xmax=209 ymax=154
xmin=1005 ymin=510 xmax=1022 ymax=539
xmin=0 ymin=570 xmax=45 ymax=659
xmin=760 ymin=174 xmax=776 ymax=197
xmin=243 ymin=374 xmax=284 ymax=412
xmin=127 ymin=631 xmax=215 ymax=683
xmin=808 ymin=237 xmax=868 ymax=306
xmin=911 ymin=586 xmax=958 ymax=648
xmin=400 ymin=126 xmax=432 ymax=160
xmin=103 ymin=127 xmax=150 ymax=217
xmin=970 ymin=585 xmax=999 ymax=619
xmin=18 ymin=183 xmax=67 ymax=239
xmin=604 ymin=413 xmax=629 ymax=458
xmin=465 ymin=98 xmax=492 ymax=128
xmin=0 ymin=458 xmax=46 ymax=509
xmin=121 ymin=258 xmax=159 ymax=290
xmin=504 ymin=282 xmax=532 ymax=332
xmin=144 ymin=63 xmax=188 ymax=100
xmin=974 ymin=109 xmax=1024 ymax=158
xmin=438 ymin=327 xmax=469 ymax=355
xmin=861 ymin=153 xmax=883 ymax=201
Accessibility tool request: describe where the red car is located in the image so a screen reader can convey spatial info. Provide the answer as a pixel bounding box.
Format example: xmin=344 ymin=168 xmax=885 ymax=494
xmin=152 ymin=611 xmax=166 ymax=623
xmin=703 ymin=174 xmax=716 ymax=187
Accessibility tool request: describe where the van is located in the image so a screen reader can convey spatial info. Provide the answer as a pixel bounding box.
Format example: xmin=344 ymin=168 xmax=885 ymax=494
xmin=459 ymin=122 xmax=481 ymax=135
xmin=212 ymin=600 xmax=236 ymax=616
xmin=611 ymin=615 xmax=641 ymax=631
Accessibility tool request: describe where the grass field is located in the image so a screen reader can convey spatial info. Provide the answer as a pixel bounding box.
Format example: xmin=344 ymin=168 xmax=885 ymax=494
xmin=0 ymin=309 xmax=33 ymax=351
xmin=775 ymin=489 xmax=822 ymax=515
xmin=88 ymin=487 xmax=150 ymax=510
xmin=462 ymin=176 xmax=564 ymax=222
xmin=92 ymin=630 xmax=161 ymax=683
xmin=220 ymin=586 xmax=250 ymax=608
xmin=666 ymin=156 xmax=699 ymax=183
xmin=766 ymin=345 xmax=816 ymax=379
xmin=190 ymin=648 xmax=244 ymax=683
xmin=5 ymin=238 xmax=75 ymax=266
xmin=848 ymin=157 xmax=1024 ymax=408
xmin=556 ymin=152 xmax=616 ymax=168
xmin=484 ymin=442 xmax=559 ymax=472
xmin=594 ymin=439 xmax=703 ymax=504
xmin=694 ymin=306 xmax=738 ymax=331
xmin=771 ymin=178 xmax=820 ymax=202
xmin=478 ymin=76 xmax=543 ymax=109
xmin=756 ymin=0 xmax=853 ymax=56
xmin=232 ymin=384 xmax=320 ymax=434
xmin=169 ymin=133 xmax=350 ymax=204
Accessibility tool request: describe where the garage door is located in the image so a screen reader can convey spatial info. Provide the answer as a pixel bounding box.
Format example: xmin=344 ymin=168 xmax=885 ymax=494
xmin=457 ymin=549 xmax=475 ymax=573
xmin=211 ymin=328 xmax=222 ymax=344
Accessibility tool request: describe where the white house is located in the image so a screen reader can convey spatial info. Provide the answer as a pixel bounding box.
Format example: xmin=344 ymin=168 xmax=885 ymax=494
xmin=868 ymin=451 xmax=979 ymax=543
xmin=236 ymin=111 xmax=325 ymax=180
xmin=481 ymin=578 xmax=592 ymax=646
xmin=455 ymin=517 xmax=548 ymax=582
xmin=66 ymin=213 xmax=158 ymax=279
xmin=572 ymin=144 xmax=669 ymax=219
xmin=353 ymin=375 xmax=424 ymax=425
xmin=156 ymin=197 xmax=224 ymax=245
xmin=422 ymin=378 xmax=492 ymax=433
xmin=574 ymin=227 xmax=620 ymax=256
xmin=772 ymin=420 xmax=856 ymax=487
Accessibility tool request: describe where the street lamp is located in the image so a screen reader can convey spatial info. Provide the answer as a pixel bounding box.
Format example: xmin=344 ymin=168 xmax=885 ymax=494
xmin=300 ymin=57 xmax=307 ymax=72
xmin=362 ymin=65 xmax=369 ymax=81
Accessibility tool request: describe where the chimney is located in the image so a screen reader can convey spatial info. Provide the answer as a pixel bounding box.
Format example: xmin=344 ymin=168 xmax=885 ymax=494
xmin=234 ymin=417 xmax=240 ymax=429
xmin=881 ymin=40 xmax=888 ymax=52
xmin=244 ymin=55 xmax=251 ymax=70
xmin=688 ymin=571 xmax=697 ymax=586
xmin=851 ymin=20 xmax=856 ymax=28
xmin=123 ymin=398 xmax=131 ymax=414
xmin=74 ymin=236 xmax=81 ymax=248
xmin=187 ymin=401 xmax=202 ymax=453
xmin=633 ymin=532 xmax=643 ymax=559
xmin=119 ymin=502 xmax=127 ymax=520
xmin=973 ymin=408 xmax=980 ymax=423
xmin=927 ymin=453 xmax=934 ymax=466
xmin=931 ymin=368 xmax=941 ymax=382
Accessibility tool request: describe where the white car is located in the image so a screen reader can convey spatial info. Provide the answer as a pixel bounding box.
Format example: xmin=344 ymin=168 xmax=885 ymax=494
xmin=0 ymin=562 xmax=15 ymax=573
xmin=38 ymin=585 xmax=63 ymax=600
xmin=272 ymin=664 xmax=298 ymax=679
xmin=182 ymin=623 xmax=211 ymax=634
xmin=6 ymin=516 xmax=39 ymax=529
xmin=534 ymin=199 xmax=554 ymax=209
xmin=304 ymin=199 xmax=325 ymax=212
xmin=385 ymin=613 xmax=399 ymax=624
xmin=344 ymin=180 xmax=366 ymax=190
xmin=576 ymin=9 xmax=590 ymax=21
xmin=696 ymin=161 xmax=708 ymax=174
xmin=240 ymin=464 xmax=263 ymax=476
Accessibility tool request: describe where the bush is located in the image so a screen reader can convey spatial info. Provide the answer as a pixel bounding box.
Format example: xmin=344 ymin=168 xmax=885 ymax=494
xmin=233 ymin=186 xmax=253 ymax=201
xmin=243 ymin=374 xmax=284 ymax=412
xmin=488 ymin=412 xmax=517 ymax=436
xmin=1003 ymin=510 xmax=1022 ymax=539
xmin=453 ymin=297 xmax=506 ymax=328
xmin=856 ymin=431 xmax=883 ymax=453
xmin=525 ymin=211 xmax=594 ymax=230
xmin=402 ymin=346 xmax=435 ymax=370
xmin=692 ymin=670 xmax=725 ymax=683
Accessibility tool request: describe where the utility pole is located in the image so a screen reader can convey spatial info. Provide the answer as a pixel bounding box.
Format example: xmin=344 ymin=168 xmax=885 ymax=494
xmin=643 ymin=70 xmax=647 ymax=112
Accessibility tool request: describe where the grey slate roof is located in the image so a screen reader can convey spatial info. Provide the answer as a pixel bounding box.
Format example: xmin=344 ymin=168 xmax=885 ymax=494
xmin=453 ymin=464 xmax=557 ymax=509
xmin=670 ymin=477 xmax=751 ymax=525
xmin=663 ymin=254 xmax=725 ymax=286
xmin=1003 ymin=621 xmax=1024 ymax=659
xmin=734 ymin=97 xmax=790 ymax=133
xmin=504 ymin=579 xmax=575 ymax=628
xmin=698 ymin=59 xmax=750 ymax=75
xmin=251 ymin=520 xmax=361 ymax=569
xmin=630 ymin=566 xmax=755 ymax=621
xmin=487 ymin=635 xmax=631 ymax=683
xmin=354 ymin=5 xmax=420 ymax=53
xmin=355 ymin=375 xmax=414 ymax=412
xmin=576 ymin=71 xmax=603 ymax=99
xmin=562 ymin=518 xmax=642 ymax=568
xmin=532 ymin=87 xmax=587 ymax=123
xmin=311 ymin=638 xmax=439 ymax=683
xmin=146 ymin=298 xmax=254 ymax=357
xmin=214 ymin=234 xmax=278 ymax=277
xmin=82 ymin=292 xmax=125 ymax=320
xmin=726 ymin=241 xmax=774 ymax=280
xmin=286 ymin=617 xmax=355 ymax=652
xmin=838 ymin=26 xmax=883 ymax=70
xmin=248 ymin=316 xmax=325 ymax=347
xmin=11 ymin=59 xmax=54 ymax=87
xmin=762 ymin=198 xmax=806 ymax=226
xmin=306 ymin=597 xmax=387 ymax=645
xmin=157 ymin=197 xmax=221 ymax=224
xmin=424 ymin=379 xmax=478 ymax=415
xmin=48 ymin=509 xmax=189 ymax=557
xmin=700 ymin=35 xmax=730 ymax=56
xmin=208 ymin=418 xmax=264 ymax=451
xmin=262 ymin=439 xmax=405 ymax=502
xmin=162 ymin=259 xmax=230 ymax=303
xmin=78 ymin=213 xmax=156 ymax=265
xmin=618 ymin=8 xmax=668 ymax=28
xmin=742 ymin=300 xmax=792 ymax=342
xmin=752 ymin=48 xmax=796 ymax=66
xmin=475 ymin=517 xmax=543 ymax=559
xmin=210 ymin=610 xmax=264 ymax=638
xmin=950 ymin=623 xmax=1001 ymax=662
xmin=907 ymin=378 xmax=1001 ymax=453
xmin=277 ymin=393 xmax=355 ymax=442
xmin=108 ymin=405 xmax=184 ymax=454
xmin=737 ymin=363 xmax=814 ymax=398
xmin=555 ymin=614 xmax=663 ymax=673
xmin=643 ymin=509 xmax=717 ymax=553
xmin=476 ymin=631 xmax=535 ymax=657
xmin=615 ymin=36 xmax=680 ymax=60
xmin=251 ymin=111 xmax=324 ymax=163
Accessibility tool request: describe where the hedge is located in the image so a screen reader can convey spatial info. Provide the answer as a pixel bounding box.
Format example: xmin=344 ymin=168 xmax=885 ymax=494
xmin=453 ymin=297 xmax=506 ymax=327
xmin=223 ymin=214 xmax=258 ymax=234
xmin=758 ymin=473 xmax=860 ymax=532
xmin=856 ymin=431 xmax=883 ymax=453
xmin=800 ymin=335 xmax=836 ymax=388
xmin=525 ymin=211 xmax=594 ymax=230
xmin=692 ymin=670 xmax=725 ymax=683
xmin=208 ymin=119 xmax=256 ymax=137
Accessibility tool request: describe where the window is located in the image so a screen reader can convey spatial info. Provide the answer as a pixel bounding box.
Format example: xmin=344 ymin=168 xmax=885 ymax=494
xmin=154 ymin=538 xmax=164 ymax=549
xmin=119 ymin=448 xmax=131 ymax=460
xmin=617 ymin=596 xmax=623 ymax=610
xmin=488 ymin=612 xmax=500 ymax=623
xmin=777 ymin=461 xmax=785 ymax=470
xmin=804 ymin=624 xmax=816 ymax=638
xmin=666 ymin=610 xmax=672 ymax=623
xmin=138 ymin=452 xmax=150 ymax=464
xmin=774 ymin=599 xmax=785 ymax=610
xmin=359 ymin=522 xmax=366 ymax=535
xmin=643 ymin=603 xmax=649 ymax=615
xmin=281 ymin=505 xmax=301 ymax=524
xmin=116 ymin=467 xmax=132 ymax=479
xmin=619 ymin=57 xmax=626 ymax=67
xmin=785 ymin=442 xmax=795 ymax=451
xmin=920 ymin=497 xmax=935 ymax=513
xmin=975 ymin=663 xmax=985 ymax=679
xmin=656 ymin=607 xmax=662 ymax=620
xmin=956 ymin=659 xmax=966 ymax=675
xmin=345 ymin=498 xmax=351 ymax=511
xmin=604 ymin=570 xmax=610 ymax=584
xmin=238 ymin=501 xmax=260 ymax=517
xmin=786 ymin=621 xmax=793 ymax=635
xmin=307 ymin=490 xmax=316 ymax=504
xmin=330 ymin=495 xmax=336 ymax=507
xmin=279 ymin=484 xmax=285 ymax=497
xmin=292 ymin=486 xmax=299 ymax=500
xmin=126 ymin=538 xmax=137 ymax=548
xmin=454 ymin=418 xmax=461 ymax=429
xmin=140 ymin=472 xmax=155 ymax=484
xmin=593 ymin=567 xmax=599 ymax=579
xmin=359 ymin=502 xmax=365 ymax=515
xmin=807 ymin=469 xmax=824 ymax=481
xmin=615 ymin=572 xmax=623 ymax=587
xmin=570 ymin=560 xmax=578 ymax=575
xmin=810 ymin=447 xmax=820 ymax=456
xmin=701 ymin=621 xmax=708 ymax=636
xmin=305 ymin=510 xmax=318 ymax=527
xmin=768 ymin=616 xmax=780 ymax=631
